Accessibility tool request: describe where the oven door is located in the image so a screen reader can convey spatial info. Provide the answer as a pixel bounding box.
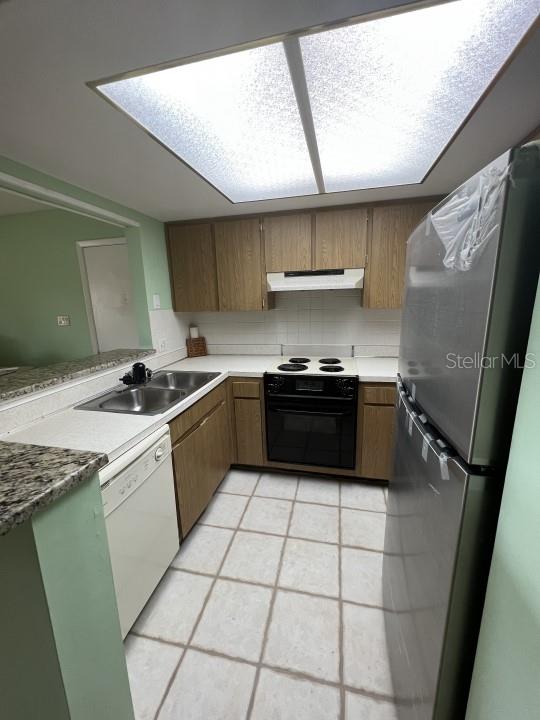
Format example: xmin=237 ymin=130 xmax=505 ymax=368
xmin=265 ymin=397 xmax=357 ymax=469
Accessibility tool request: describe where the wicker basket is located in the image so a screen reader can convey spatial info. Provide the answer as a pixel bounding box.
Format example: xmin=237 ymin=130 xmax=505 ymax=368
xmin=186 ymin=336 xmax=208 ymax=357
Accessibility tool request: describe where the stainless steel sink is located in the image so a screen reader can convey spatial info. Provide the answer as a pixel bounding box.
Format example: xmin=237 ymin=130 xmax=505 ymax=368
xmin=148 ymin=370 xmax=220 ymax=392
xmin=75 ymin=370 xmax=220 ymax=415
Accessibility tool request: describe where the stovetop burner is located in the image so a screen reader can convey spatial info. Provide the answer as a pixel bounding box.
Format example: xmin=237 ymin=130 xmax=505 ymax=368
xmin=289 ymin=357 xmax=310 ymax=364
xmin=319 ymin=358 xmax=341 ymax=364
xmin=320 ymin=365 xmax=344 ymax=372
xmin=278 ymin=363 xmax=308 ymax=372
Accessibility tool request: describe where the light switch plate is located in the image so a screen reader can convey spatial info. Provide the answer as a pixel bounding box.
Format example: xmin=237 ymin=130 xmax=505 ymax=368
xmin=57 ymin=315 xmax=71 ymax=326
xmin=152 ymin=293 xmax=161 ymax=310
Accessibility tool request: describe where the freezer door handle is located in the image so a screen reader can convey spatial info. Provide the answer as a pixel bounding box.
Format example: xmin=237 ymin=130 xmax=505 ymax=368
xmin=397 ymin=379 xmax=453 ymax=467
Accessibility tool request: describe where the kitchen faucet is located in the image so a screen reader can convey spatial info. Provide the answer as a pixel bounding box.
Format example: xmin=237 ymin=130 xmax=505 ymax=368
xmin=120 ymin=362 xmax=153 ymax=386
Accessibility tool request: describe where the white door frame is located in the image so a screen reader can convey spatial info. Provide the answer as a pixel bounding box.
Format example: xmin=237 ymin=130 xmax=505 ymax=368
xmin=76 ymin=237 xmax=129 ymax=354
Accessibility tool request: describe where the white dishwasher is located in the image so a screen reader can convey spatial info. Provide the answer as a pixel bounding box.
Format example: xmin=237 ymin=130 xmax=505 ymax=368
xmin=100 ymin=425 xmax=179 ymax=638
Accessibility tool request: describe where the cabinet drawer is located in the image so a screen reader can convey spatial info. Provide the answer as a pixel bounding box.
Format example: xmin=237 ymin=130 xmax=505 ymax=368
xmin=169 ymin=382 xmax=226 ymax=444
xmin=231 ymin=380 xmax=261 ymax=399
xmin=362 ymin=384 xmax=396 ymax=405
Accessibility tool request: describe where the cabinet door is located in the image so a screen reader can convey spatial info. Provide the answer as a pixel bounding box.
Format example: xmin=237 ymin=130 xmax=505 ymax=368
xmin=234 ymin=398 xmax=263 ymax=465
xmin=364 ymin=202 xmax=433 ymax=308
xmin=360 ymin=404 xmax=396 ymax=480
xmin=214 ymin=218 xmax=263 ymax=310
xmin=168 ymin=223 xmax=219 ymax=311
xmin=313 ymin=208 xmax=368 ymax=270
xmin=264 ymin=214 xmax=312 ymax=272
xmin=172 ymin=400 xmax=230 ymax=536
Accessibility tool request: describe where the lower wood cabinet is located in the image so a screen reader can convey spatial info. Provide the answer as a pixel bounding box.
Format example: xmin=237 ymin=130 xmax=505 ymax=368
xmin=359 ymin=384 xmax=396 ymax=480
xmin=229 ymin=377 xmax=264 ymax=466
xmin=234 ymin=398 xmax=264 ymax=465
xmin=226 ymin=376 xmax=396 ymax=482
xmin=169 ymin=376 xmax=396 ymax=537
xmin=171 ymin=391 xmax=231 ymax=537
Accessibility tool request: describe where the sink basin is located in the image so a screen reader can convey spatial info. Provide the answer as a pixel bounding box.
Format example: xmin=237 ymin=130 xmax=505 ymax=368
xmin=76 ymin=386 xmax=185 ymax=415
xmin=75 ymin=370 xmax=220 ymax=415
xmin=148 ymin=370 xmax=220 ymax=392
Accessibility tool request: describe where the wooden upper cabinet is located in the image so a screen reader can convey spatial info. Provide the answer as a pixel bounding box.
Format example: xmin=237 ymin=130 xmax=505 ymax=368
xmin=168 ymin=223 xmax=219 ymax=311
xmin=364 ymin=202 xmax=433 ymax=309
xmin=313 ymin=208 xmax=368 ymax=270
xmin=263 ymin=214 xmax=312 ymax=272
xmin=214 ymin=218 xmax=264 ymax=311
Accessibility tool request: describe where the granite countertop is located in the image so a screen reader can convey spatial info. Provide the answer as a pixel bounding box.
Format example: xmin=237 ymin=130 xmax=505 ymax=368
xmin=0 ymin=441 xmax=107 ymax=536
xmin=0 ymin=348 xmax=156 ymax=403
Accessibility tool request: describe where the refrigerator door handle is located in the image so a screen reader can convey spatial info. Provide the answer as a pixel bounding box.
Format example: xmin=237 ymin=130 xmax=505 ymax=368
xmin=398 ymin=381 xmax=454 ymax=474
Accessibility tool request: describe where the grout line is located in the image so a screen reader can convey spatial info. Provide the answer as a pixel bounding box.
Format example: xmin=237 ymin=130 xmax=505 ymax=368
xmin=135 ymin=470 xmax=393 ymax=718
xmin=153 ymin=471 xmax=261 ymax=719
xmin=199 ymin=519 xmax=384 ymax=554
xmin=338 ymin=481 xmax=346 ymax=720
xmin=251 ymin=472 xmax=263 ymax=497
xmin=218 ymin=488 xmax=387 ymax=514
xmin=244 ymin=475 xmax=299 ymax=720
xmin=132 ymin=629 xmax=398 ymax=703
xmin=168 ymin=564 xmax=388 ymax=610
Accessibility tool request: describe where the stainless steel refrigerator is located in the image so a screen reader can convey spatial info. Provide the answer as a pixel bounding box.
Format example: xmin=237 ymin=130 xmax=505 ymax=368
xmin=383 ymin=143 xmax=540 ymax=720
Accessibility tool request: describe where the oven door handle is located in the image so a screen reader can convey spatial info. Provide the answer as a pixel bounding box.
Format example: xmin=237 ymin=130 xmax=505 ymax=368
xmin=271 ymin=408 xmax=351 ymax=418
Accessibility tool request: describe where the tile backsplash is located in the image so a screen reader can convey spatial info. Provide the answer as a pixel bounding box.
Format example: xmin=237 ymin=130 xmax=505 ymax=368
xmin=178 ymin=290 xmax=400 ymax=356
xmin=149 ymin=309 xmax=189 ymax=354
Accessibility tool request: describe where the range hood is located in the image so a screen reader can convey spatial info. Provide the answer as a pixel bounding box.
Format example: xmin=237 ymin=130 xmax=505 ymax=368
xmin=266 ymin=268 xmax=364 ymax=292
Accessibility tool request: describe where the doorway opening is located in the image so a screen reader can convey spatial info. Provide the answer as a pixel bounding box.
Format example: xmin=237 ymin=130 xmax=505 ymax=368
xmin=77 ymin=238 xmax=139 ymax=353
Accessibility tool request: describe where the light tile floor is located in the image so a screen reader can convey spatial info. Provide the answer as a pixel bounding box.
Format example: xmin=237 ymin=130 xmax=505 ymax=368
xmin=125 ymin=469 xmax=398 ymax=720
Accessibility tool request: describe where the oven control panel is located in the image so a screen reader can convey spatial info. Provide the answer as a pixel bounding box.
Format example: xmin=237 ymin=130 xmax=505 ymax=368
xmin=334 ymin=377 xmax=358 ymax=398
xmin=264 ymin=373 xmax=358 ymax=398
xmin=265 ymin=375 xmax=286 ymax=394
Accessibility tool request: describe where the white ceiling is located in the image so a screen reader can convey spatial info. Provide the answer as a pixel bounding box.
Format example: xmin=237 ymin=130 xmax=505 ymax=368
xmin=0 ymin=0 xmax=539 ymax=221
xmin=0 ymin=189 xmax=50 ymax=216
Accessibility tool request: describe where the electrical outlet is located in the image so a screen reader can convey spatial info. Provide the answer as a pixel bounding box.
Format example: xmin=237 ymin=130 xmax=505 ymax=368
xmin=57 ymin=315 xmax=71 ymax=327
xmin=153 ymin=293 xmax=161 ymax=310
xmin=158 ymin=339 xmax=166 ymax=351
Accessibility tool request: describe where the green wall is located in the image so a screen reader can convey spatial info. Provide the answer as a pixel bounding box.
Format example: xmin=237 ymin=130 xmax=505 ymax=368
xmin=0 ymin=154 xmax=176 ymax=364
xmin=466 ymin=279 xmax=540 ymax=719
xmin=0 ymin=474 xmax=134 ymax=719
xmin=0 ymin=155 xmax=172 ymax=313
xmin=0 ymin=210 xmax=125 ymax=366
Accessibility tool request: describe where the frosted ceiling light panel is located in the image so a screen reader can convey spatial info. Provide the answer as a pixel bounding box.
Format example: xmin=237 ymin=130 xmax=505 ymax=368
xmin=100 ymin=44 xmax=317 ymax=202
xmin=300 ymin=0 xmax=539 ymax=193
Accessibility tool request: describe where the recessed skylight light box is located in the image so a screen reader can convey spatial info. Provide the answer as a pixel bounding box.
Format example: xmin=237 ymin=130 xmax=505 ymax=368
xmin=299 ymin=0 xmax=539 ymax=194
xmin=94 ymin=0 xmax=539 ymax=202
xmin=101 ymin=43 xmax=317 ymax=202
